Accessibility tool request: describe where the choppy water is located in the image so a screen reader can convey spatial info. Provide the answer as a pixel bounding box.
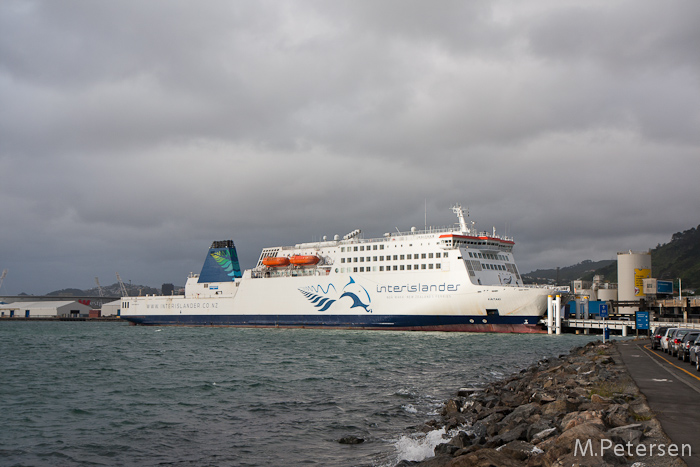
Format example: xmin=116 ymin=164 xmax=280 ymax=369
xmin=0 ymin=322 xmax=602 ymax=466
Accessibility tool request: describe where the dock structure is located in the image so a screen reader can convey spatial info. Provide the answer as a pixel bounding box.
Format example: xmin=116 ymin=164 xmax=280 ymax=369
xmin=562 ymin=318 xmax=700 ymax=336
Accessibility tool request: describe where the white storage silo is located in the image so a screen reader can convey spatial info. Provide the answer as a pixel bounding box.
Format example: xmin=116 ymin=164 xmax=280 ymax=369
xmin=617 ymin=251 xmax=651 ymax=314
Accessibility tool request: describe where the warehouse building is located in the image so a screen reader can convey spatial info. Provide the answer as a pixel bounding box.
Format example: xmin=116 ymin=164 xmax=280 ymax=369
xmin=100 ymin=299 xmax=122 ymax=316
xmin=0 ymin=301 xmax=92 ymax=318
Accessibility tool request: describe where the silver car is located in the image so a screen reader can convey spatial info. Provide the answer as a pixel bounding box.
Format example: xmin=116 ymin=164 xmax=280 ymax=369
xmin=689 ymin=335 xmax=700 ymax=370
xmin=670 ymin=329 xmax=693 ymax=357
xmin=661 ymin=328 xmax=680 ymax=353
xmin=677 ymin=331 xmax=700 ymax=362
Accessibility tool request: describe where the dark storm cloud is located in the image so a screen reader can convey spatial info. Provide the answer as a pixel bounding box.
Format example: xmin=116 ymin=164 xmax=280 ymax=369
xmin=0 ymin=0 xmax=698 ymax=294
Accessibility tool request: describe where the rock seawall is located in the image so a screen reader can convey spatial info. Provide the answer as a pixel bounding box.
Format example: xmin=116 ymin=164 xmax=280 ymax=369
xmin=397 ymin=340 xmax=685 ymax=467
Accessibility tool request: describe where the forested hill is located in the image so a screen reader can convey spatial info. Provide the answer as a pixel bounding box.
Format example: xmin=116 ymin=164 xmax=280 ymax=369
xmin=649 ymin=225 xmax=700 ymax=289
xmin=523 ymin=260 xmax=615 ymax=285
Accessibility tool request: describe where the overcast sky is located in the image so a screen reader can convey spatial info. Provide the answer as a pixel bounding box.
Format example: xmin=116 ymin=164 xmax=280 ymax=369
xmin=1 ymin=0 xmax=699 ymax=295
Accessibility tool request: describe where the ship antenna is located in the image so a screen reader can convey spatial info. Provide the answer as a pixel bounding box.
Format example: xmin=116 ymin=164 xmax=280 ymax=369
xmin=424 ymin=199 xmax=427 ymax=231
xmin=452 ymin=204 xmax=470 ymax=233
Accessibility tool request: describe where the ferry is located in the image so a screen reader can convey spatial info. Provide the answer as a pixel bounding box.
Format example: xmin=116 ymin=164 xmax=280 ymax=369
xmin=120 ymin=205 xmax=556 ymax=332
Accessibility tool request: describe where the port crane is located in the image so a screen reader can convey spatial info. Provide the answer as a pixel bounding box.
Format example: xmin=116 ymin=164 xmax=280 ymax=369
xmin=95 ymin=277 xmax=104 ymax=297
xmin=116 ymin=272 xmax=128 ymax=297
xmin=0 ymin=269 xmax=7 ymax=292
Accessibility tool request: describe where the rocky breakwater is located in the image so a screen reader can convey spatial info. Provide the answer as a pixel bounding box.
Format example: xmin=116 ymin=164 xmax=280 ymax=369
xmin=398 ymin=340 xmax=684 ymax=467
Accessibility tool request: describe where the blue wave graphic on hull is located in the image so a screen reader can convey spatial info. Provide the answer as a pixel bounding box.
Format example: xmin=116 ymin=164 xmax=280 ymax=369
xmin=298 ymin=276 xmax=371 ymax=313
xmin=299 ymin=290 xmax=336 ymax=312
xmin=305 ymin=284 xmax=337 ymax=295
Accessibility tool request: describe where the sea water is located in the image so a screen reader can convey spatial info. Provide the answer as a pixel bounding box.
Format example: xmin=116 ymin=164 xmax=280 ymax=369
xmin=0 ymin=321 xmax=601 ymax=466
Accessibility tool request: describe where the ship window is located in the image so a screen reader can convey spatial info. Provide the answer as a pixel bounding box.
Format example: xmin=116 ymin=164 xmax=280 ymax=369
xmin=436 ymin=253 xmax=441 ymax=258
xmin=353 ymin=267 xmax=358 ymax=272
xmin=436 ymin=263 xmax=441 ymax=269
xmin=373 ymin=256 xmax=377 ymax=261
xmin=379 ymin=256 xmax=384 ymax=261
xmin=360 ymin=246 xmax=365 ymax=251
xmin=359 ymin=267 xmax=364 ymax=272
xmin=380 ymin=266 xmax=384 ymax=271
xmin=407 ymin=265 xmax=411 ymax=270
xmin=429 ymin=253 xmax=434 ymax=258
xmin=341 ymin=258 xmax=345 ymax=263
xmin=373 ymin=245 xmax=377 ymax=250
xmin=393 ymin=265 xmax=398 ymax=270
xmin=353 ymin=257 xmax=358 ymax=262
xmin=400 ymin=265 xmax=405 ymax=270
xmin=341 ymin=247 xmax=345 ymax=252
xmin=400 ymin=255 xmax=405 ymax=260
xmin=421 ymin=264 xmax=426 ymax=269
xmin=366 ymin=257 xmax=370 ymax=262
xmin=393 ymin=255 xmax=398 ymax=260
xmin=360 ymin=257 xmax=364 ymax=262
xmin=444 ymin=252 xmax=448 ymax=257
xmin=354 ymin=246 xmax=358 ymax=251
xmin=429 ymin=264 xmax=434 ymax=269
xmin=380 ymin=245 xmax=384 ymax=250
xmin=407 ymin=254 xmax=412 ymax=259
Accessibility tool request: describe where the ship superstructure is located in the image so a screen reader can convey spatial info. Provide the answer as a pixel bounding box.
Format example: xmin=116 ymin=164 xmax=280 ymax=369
xmin=120 ymin=204 xmax=554 ymax=332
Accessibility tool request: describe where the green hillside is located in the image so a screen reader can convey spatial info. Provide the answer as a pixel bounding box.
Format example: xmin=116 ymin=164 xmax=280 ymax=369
xmin=523 ymin=259 xmax=615 ymax=285
xmin=650 ymin=225 xmax=700 ymax=289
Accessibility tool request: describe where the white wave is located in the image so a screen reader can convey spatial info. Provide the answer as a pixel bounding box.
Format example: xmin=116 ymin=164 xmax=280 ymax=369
xmin=394 ymin=428 xmax=447 ymax=462
xmin=401 ymin=404 xmax=418 ymax=414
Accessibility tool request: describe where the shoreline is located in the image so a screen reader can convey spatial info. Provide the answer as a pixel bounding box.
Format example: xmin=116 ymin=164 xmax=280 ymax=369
xmin=398 ymin=340 xmax=686 ymax=466
xmin=0 ymin=317 xmax=123 ymax=322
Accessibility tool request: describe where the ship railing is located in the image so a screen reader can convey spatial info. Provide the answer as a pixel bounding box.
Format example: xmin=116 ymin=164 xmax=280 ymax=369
xmin=251 ymin=268 xmax=331 ymax=279
xmin=519 ymin=284 xmax=571 ymax=292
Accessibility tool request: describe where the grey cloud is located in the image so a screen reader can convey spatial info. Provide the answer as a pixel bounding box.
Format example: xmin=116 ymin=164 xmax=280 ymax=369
xmin=1 ymin=0 xmax=699 ymax=294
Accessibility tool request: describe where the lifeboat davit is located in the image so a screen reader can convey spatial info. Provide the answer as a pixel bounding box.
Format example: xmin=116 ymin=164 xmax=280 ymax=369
xmin=262 ymin=257 xmax=290 ymax=268
xmin=289 ymin=255 xmax=320 ymax=266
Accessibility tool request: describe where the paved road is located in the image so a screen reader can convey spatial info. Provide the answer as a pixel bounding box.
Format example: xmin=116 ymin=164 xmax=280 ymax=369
xmin=616 ymin=338 xmax=700 ymax=467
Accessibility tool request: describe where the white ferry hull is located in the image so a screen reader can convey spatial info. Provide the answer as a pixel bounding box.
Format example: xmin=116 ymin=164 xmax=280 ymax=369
xmin=122 ymin=272 xmax=549 ymax=333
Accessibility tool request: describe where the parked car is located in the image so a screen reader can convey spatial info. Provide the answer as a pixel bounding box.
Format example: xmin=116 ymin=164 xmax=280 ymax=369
xmin=689 ymin=335 xmax=700 ymax=370
xmin=661 ymin=328 xmax=680 ymax=353
xmin=651 ymin=326 xmax=670 ymax=350
xmin=677 ymin=330 xmax=700 ymax=362
xmin=670 ymin=329 xmax=692 ymax=357
xmin=691 ymin=339 xmax=700 ymax=371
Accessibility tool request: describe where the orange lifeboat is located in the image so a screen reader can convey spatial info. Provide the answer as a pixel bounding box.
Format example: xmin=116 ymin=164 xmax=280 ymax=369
xmin=262 ymin=257 xmax=290 ymax=268
xmin=289 ymin=255 xmax=320 ymax=266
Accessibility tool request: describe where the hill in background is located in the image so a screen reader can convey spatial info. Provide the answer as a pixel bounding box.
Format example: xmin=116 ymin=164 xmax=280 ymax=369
xmin=47 ymin=282 xmax=161 ymax=297
xmin=524 ymin=224 xmax=700 ymax=292
xmin=522 ymin=260 xmax=615 ymax=286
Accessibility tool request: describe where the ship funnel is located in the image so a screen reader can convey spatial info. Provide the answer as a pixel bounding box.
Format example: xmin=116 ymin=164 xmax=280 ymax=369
xmin=198 ymin=240 xmax=242 ymax=283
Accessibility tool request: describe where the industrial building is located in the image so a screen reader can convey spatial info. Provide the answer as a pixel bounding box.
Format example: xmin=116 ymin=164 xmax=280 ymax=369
xmin=0 ymin=300 xmax=92 ymax=318
xmin=100 ymin=300 xmax=121 ymax=316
